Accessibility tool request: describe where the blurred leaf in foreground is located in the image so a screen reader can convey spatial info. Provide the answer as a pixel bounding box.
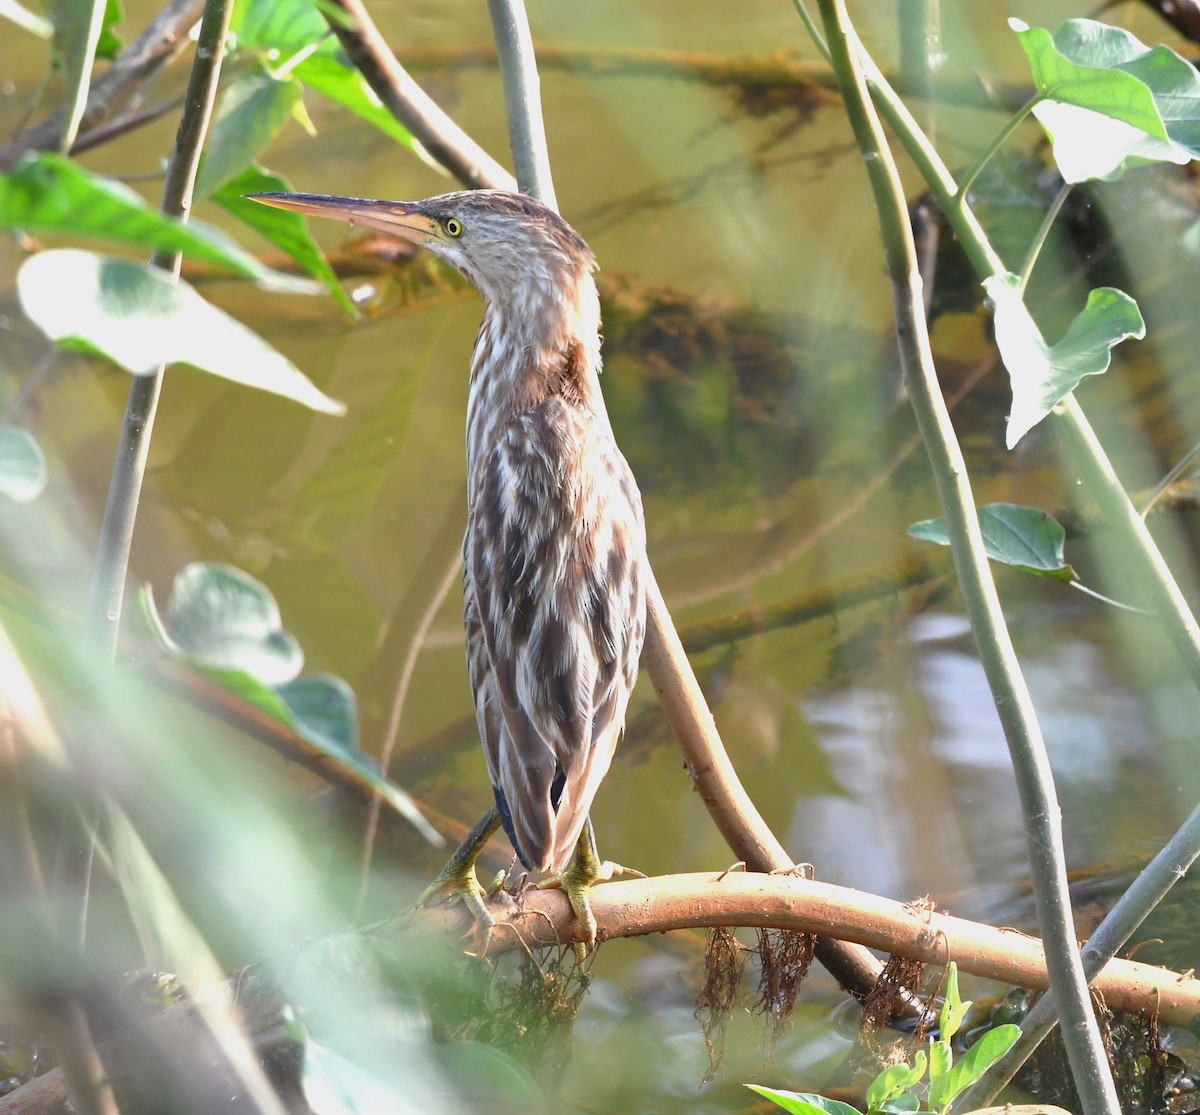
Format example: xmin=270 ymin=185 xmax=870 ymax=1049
xmin=0 ymin=426 xmax=47 ymax=502
xmin=17 ymin=249 xmax=345 ymax=415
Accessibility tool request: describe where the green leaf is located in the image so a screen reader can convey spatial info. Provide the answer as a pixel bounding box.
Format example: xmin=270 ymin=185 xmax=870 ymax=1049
xmin=879 ymin=1098 xmax=921 ymax=1114
xmin=52 ymin=0 xmax=107 ymax=151
xmin=196 ymin=67 xmax=302 ymax=198
xmin=302 ymin=1038 xmax=412 ymax=1115
xmin=1010 ymin=20 xmax=1169 ymax=138
xmin=231 ymin=0 xmax=326 ymax=55
xmin=139 ymin=569 xmax=441 ymax=844
xmin=984 ymin=271 xmax=1144 ymax=448
xmin=866 ymin=1050 xmax=926 ymax=1113
xmin=278 ymin=674 xmax=441 ymax=844
xmin=1 ymin=0 xmax=52 ymax=37
xmin=745 ymin=1087 xmax=863 ymax=1115
xmin=95 ymin=0 xmax=121 ymax=58
xmin=0 ymin=426 xmax=48 ymax=502
xmin=162 ymin=563 xmax=304 ymax=685
xmin=292 ymin=53 xmax=415 ymax=147
xmin=942 ymin=1025 xmax=1021 ymax=1107
xmin=0 ymin=152 xmax=319 ymax=292
xmin=213 ymin=165 xmax=355 ymax=314
xmin=939 ymin=963 xmax=971 ymax=1044
xmin=277 ymin=674 xmax=355 ymax=753
xmin=907 ymin=503 xmax=1076 ymax=581
xmin=1012 ymin=19 xmax=1200 ymax=181
xmin=18 ymin=250 xmax=346 ymax=415
xmin=927 ymin=1040 xmax=953 ymax=1114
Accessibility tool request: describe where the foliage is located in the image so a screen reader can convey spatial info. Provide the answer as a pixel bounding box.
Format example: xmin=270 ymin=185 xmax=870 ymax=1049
xmin=749 ymin=965 xmax=1020 ymax=1115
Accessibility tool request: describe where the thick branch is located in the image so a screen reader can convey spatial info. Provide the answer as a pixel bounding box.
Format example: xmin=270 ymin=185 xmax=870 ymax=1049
xmin=403 ymin=872 xmax=1200 ymax=1025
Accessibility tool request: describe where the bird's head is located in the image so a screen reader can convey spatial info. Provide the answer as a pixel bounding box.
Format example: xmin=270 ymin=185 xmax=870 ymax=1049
xmin=251 ymin=188 xmax=598 ymax=318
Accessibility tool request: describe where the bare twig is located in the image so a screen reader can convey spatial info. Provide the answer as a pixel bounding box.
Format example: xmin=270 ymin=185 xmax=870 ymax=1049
xmin=88 ymin=0 xmax=234 ymax=651
xmin=0 ymin=0 xmax=204 ymax=170
xmin=321 ymin=0 xmax=516 ymax=191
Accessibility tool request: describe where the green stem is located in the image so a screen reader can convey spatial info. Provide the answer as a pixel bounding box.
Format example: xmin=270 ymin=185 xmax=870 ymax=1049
xmin=1018 ymin=180 xmax=1072 ymax=294
xmin=487 ymin=0 xmax=557 ymax=207
xmin=955 ymin=93 xmax=1040 ymax=204
xmin=957 ymin=798 xmax=1200 ymax=1109
xmin=87 ymin=0 xmax=234 ymax=654
xmin=813 ymin=4 xmax=1119 ymax=1114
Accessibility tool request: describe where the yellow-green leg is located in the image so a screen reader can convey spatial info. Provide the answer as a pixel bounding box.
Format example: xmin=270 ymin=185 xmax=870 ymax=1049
xmin=415 ymin=806 xmax=502 ymax=931
xmin=537 ymin=819 xmax=642 ymax=952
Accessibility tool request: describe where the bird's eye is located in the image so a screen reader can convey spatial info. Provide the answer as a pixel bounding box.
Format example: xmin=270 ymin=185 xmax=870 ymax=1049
xmin=444 ymin=217 xmax=463 ymax=238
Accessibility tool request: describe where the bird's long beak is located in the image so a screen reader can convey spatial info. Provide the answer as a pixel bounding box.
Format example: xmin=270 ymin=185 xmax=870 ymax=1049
xmin=248 ymin=192 xmax=439 ymax=244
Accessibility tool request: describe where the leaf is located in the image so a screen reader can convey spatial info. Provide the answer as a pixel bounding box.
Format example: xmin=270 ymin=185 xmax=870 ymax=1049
xmin=277 ymin=674 xmax=355 ymax=753
xmin=939 ymin=962 xmax=971 ymax=1044
xmin=139 ymin=571 xmax=442 ymax=845
xmin=213 ymin=165 xmax=355 ymax=314
xmin=866 ymin=1052 xmax=926 ymax=1112
xmin=984 ymin=271 xmax=1144 ymax=448
xmin=926 ymin=1040 xmax=953 ymax=1114
xmin=745 ymin=1087 xmax=863 ymax=1115
xmin=52 ymin=0 xmax=107 ymax=152
xmin=1010 ymin=20 xmax=1169 ymax=139
xmin=231 ymin=0 xmax=326 ymax=55
xmin=18 ymin=250 xmax=345 ymax=415
xmin=278 ymin=675 xmax=442 ymax=845
xmin=0 ymin=426 xmax=47 ymax=502
xmin=0 ymin=152 xmax=318 ymax=292
xmin=942 ymin=1025 xmax=1021 ymax=1107
xmin=292 ymin=53 xmax=415 ymax=148
xmin=162 ymin=563 xmax=304 ymax=685
xmin=196 ymin=67 xmax=302 ymax=198
xmin=95 ymin=0 xmax=121 ymax=59
xmin=1 ymin=0 xmax=52 ymax=37
xmin=1012 ymin=19 xmax=1200 ymax=181
xmin=907 ymin=503 xmax=1076 ymax=581
xmin=879 ymin=1098 xmax=921 ymax=1114
xmin=1030 ymin=100 xmax=1189 ymax=183
xmin=301 ymin=1038 xmax=416 ymax=1115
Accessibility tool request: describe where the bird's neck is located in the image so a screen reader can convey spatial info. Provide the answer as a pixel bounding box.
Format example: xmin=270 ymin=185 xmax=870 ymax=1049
xmin=465 ymin=274 xmax=606 ymax=475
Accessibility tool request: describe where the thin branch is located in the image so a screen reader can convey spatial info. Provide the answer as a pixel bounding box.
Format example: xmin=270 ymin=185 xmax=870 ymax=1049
xmin=87 ymin=0 xmax=234 ymax=652
xmin=487 ymin=0 xmax=557 ymax=205
xmin=813 ymin=3 xmax=1118 ymax=1113
xmin=0 ymin=0 xmax=205 ymax=170
xmin=958 ymin=798 xmax=1200 ymax=1109
xmin=321 ymin=0 xmax=516 ymax=192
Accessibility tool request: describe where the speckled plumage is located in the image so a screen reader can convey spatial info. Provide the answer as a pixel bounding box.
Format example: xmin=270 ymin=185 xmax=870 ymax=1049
xmin=415 ymin=191 xmax=647 ymax=874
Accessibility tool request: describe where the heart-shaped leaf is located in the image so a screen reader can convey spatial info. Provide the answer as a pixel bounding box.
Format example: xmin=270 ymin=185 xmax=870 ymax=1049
xmin=907 ymin=503 xmax=1076 ymax=581
xmin=984 ymin=271 xmax=1144 ymax=448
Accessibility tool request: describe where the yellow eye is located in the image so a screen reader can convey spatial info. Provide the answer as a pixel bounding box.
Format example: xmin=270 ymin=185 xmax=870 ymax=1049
xmin=444 ymin=217 xmax=463 ymax=238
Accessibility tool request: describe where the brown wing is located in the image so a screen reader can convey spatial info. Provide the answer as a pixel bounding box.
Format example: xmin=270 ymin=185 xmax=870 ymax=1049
xmin=465 ymin=399 xmax=645 ymax=874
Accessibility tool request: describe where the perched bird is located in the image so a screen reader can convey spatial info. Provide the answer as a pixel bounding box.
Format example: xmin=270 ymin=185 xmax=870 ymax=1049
xmin=252 ymin=189 xmax=648 ymax=944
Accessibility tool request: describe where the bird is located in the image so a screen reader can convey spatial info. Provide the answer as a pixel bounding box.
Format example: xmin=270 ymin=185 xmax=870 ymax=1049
xmin=251 ymin=188 xmax=648 ymax=947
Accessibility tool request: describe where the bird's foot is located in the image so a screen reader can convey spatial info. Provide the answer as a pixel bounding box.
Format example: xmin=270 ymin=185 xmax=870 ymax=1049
xmin=536 ymin=855 xmax=644 ymax=956
xmin=415 ymin=862 xmax=496 ymax=951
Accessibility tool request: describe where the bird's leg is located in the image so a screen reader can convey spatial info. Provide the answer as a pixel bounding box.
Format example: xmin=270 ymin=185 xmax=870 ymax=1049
xmin=536 ymin=819 xmax=643 ymax=952
xmin=415 ymin=807 xmax=502 ymax=933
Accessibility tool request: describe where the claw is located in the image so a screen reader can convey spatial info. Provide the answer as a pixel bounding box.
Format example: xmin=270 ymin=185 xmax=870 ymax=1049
xmin=413 ymin=808 xmax=503 ymax=948
xmin=536 ymin=821 xmax=637 ymax=955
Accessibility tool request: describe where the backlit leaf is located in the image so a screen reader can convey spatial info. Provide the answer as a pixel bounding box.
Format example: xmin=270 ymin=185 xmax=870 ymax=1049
xmin=985 ymin=271 xmax=1144 ymax=447
xmin=0 ymin=426 xmax=47 ymax=502
xmin=18 ymin=250 xmax=345 ymax=415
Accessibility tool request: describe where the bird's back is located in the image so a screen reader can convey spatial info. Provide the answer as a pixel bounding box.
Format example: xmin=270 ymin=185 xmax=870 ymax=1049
xmin=464 ymin=387 xmax=646 ymax=874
